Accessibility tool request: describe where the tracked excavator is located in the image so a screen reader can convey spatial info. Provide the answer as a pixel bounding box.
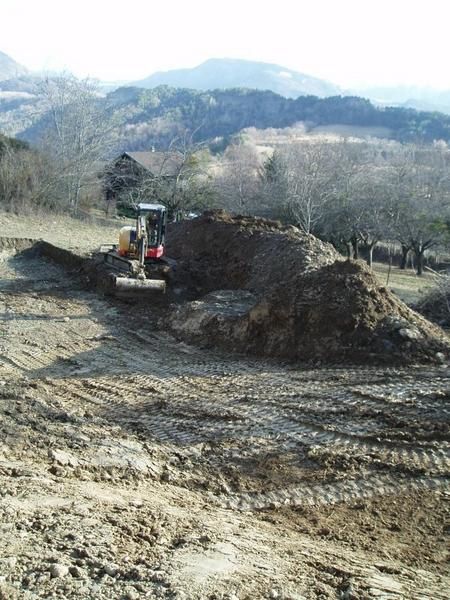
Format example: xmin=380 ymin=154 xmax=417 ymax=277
xmin=100 ymin=203 xmax=169 ymax=293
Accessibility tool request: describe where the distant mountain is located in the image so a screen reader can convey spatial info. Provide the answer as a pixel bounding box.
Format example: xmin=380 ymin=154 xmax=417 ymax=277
xmin=1 ymin=66 xmax=450 ymax=151
xmin=133 ymin=58 xmax=341 ymax=98
xmin=0 ymin=50 xmax=28 ymax=81
xmin=131 ymin=58 xmax=450 ymax=113
xmin=353 ymin=85 xmax=450 ymax=115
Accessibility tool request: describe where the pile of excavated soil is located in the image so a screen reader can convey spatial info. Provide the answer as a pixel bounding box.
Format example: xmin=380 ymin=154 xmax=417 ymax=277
xmin=166 ymin=211 xmax=449 ymax=363
xmin=167 ymin=210 xmax=338 ymax=296
xmin=416 ymin=281 xmax=450 ymax=327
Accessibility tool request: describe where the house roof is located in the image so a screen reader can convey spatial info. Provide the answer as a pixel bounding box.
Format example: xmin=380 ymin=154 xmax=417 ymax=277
xmin=122 ymin=151 xmax=182 ymax=176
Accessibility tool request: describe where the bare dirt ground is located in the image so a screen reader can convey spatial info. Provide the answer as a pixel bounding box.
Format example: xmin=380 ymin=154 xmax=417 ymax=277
xmin=0 ymin=221 xmax=449 ymax=599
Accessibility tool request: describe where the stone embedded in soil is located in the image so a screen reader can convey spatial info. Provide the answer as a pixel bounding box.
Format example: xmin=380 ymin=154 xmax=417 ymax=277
xmin=436 ymin=352 xmax=446 ymax=363
xmin=0 ymin=557 xmax=17 ymax=570
xmin=103 ymin=564 xmax=118 ymax=577
xmin=68 ymin=566 xmax=84 ymax=578
xmin=49 ymin=563 xmax=69 ymax=578
xmin=398 ymin=327 xmax=422 ymax=340
xmin=48 ymin=449 xmax=79 ymax=467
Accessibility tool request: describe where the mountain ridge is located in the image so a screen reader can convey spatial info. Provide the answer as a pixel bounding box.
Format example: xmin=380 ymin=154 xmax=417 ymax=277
xmin=133 ymin=58 xmax=341 ymax=98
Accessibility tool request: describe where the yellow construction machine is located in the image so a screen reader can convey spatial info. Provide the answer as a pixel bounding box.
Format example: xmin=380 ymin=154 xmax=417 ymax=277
xmin=100 ymin=203 xmax=169 ymax=293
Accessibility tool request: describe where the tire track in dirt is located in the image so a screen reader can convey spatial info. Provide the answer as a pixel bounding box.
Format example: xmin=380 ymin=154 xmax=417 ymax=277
xmin=41 ymin=369 xmax=450 ymax=479
xmin=1 ymin=246 xmax=449 ymax=510
xmin=222 ymin=473 xmax=447 ymax=511
xmin=1 ymin=238 xmax=450 ymax=599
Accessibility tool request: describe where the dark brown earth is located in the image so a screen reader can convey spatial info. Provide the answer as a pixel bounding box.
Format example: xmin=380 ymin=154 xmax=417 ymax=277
xmin=166 ymin=211 xmax=338 ymax=295
xmin=166 ymin=211 xmax=449 ymax=364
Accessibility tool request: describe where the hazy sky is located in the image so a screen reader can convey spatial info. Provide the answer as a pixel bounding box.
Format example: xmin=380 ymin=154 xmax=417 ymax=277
xmin=0 ymin=0 xmax=449 ymax=88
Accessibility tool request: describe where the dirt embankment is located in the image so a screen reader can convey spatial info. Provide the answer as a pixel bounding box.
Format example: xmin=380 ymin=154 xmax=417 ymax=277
xmin=166 ymin=211 xmax=338 ymax=295
xmin=3 ymin=239 xmax=126 ymax=297
xmin=166 ymin=211 xmax=449 ymax=364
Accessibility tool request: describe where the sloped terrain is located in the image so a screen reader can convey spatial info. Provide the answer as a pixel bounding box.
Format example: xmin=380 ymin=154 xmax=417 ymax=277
xmin=0 ymin=237 xmax=448 ymax=599
xmin=167 ymin=212 xmax=449 ymax=363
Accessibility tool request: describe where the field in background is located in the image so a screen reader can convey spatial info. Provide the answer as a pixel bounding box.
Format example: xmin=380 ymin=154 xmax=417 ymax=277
xmin=373 ymin=261 xmax=435 ymax=305
xmin=0 ymin=210 xmax=121 ymax=253
xmin=242 ymin=122 xmax=396 ymax=149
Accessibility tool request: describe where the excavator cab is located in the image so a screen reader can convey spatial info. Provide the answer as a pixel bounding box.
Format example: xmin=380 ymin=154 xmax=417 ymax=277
xmin=118 ymin=204 xmax=167 ymax=260
xmin=141 ymin=204 xmax=167 ymax=256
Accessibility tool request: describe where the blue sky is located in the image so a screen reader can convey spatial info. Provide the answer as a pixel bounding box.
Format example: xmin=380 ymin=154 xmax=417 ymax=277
xmin=0 ymin=0 xmax=449 ymax=88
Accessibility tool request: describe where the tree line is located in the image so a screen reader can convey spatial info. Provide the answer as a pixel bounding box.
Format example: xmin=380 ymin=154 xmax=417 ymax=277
xmin=214 ymin=139 xmax=450 ymax=275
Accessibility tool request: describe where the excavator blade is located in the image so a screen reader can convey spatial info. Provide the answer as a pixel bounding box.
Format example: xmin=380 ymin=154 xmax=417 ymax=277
xmin=114 ymin=277 xmax=166 ymax=292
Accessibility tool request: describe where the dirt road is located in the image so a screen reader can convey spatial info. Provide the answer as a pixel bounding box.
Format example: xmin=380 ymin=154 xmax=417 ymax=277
xmin=0 ymin=240 xmax=449 ymax=599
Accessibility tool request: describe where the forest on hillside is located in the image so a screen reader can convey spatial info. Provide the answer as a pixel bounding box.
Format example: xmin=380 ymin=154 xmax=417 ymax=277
xmin=104 ymin=85 xmax=450 ymax=150
xmin=1 ymin=76 xmax=450 ymax=150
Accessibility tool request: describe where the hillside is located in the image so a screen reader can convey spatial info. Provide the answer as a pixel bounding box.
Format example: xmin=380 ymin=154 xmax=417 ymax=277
xmin=133 ymin=58 xmax=340 ymax=98
xmin=131 ymin=58 xmax=450 ymax=115
xmin=0 ymin=50 xmax=449 ymax=150
xmin=100 ymin=86 xmax=450 ymax=150
xmin=0 ymin=75 xmax=41 ymax=138
xmin=0 ymin=50 xmax=28 ymax=81
xmin=2 ymin=82 xmax=450 ymax=151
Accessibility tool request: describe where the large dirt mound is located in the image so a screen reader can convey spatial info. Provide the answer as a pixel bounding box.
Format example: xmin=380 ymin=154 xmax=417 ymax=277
xmin=166 ymin=211 xmax=449 ymax=363
xmin=166 ymin=210 xmax=338 ymax=296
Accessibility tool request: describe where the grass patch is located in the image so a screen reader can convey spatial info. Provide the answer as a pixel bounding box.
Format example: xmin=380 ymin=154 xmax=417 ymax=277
xmin=373 ymin=262 xmax=434 ymax=306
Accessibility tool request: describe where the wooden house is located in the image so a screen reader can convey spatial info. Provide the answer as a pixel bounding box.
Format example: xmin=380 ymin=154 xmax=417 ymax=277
xmin=103 ymin=151 xmax=182 ymax=209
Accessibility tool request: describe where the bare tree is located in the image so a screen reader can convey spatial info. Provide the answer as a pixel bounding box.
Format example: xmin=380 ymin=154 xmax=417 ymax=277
xmin=351 ymin=165 xmax=392 ymax=267
xmin=282 ymin=142 xmax=341 ymax=233
xmin=37 ymin=74 xmax=118 ymax=212
xmin=215 ymin=142 xmax=261 ymax=213
xmin=388 ymin=144 xmax=450 ymax=275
